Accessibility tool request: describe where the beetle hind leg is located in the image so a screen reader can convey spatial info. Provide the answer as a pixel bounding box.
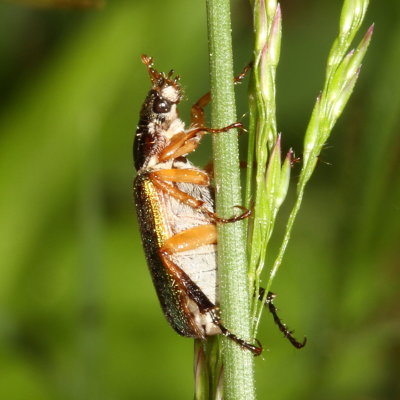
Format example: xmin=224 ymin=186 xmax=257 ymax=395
xmin=259 ymin=288 xmax=307 ymax=349
xmin=207 ymin=308 xmax=262 ymax=356
xmin=159 ymin=225 xmax=262 ymax=355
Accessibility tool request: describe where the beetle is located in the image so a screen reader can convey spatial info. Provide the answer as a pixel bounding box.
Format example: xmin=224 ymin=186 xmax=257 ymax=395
xmin=133 ymin=55 xmax=305 ymax=355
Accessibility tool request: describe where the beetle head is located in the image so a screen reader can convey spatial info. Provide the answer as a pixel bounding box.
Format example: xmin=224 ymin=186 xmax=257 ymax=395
xmin=141 ymin=54 xmax=182 ymax=106
xmin=134 ymin=55 xmax=185 ymax=171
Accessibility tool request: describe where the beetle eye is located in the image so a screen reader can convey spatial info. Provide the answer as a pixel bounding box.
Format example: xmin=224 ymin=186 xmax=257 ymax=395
xmin=153 ymin=97 xmax=171 ymax=113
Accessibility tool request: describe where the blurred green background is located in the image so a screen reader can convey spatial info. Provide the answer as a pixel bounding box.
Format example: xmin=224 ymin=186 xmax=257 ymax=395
xmin=0 ymin=0 xmax=399 ymax=399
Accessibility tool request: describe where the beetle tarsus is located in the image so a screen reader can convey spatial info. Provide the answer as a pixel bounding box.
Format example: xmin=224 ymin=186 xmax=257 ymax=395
xmin=259 ymin=288 xmax=307 ymax=349
xmin=209 ymin=310 xmax=262 ymax=356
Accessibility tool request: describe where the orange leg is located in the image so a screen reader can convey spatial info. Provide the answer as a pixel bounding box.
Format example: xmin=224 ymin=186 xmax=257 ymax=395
xmin=159 ymin=64 xmax=253 ymax=163
xmin=165 ymin=63 xmax=253 ymax=161
xmin=161 ymin=224 xmax=217 ymax=255
xmin=190 ymin=92 xmax=211 ymax=128
xmin=233 ymin=62 xmax=253 ymax=85
xmin=190 ymin=62 xmax=252 ymax=128
xmin=151 ymin=168 xmax=210 ymax=185
xmin=149 ymin=170 xmax=251 ymax=223
xmin=203 ymin=161 xmax=214 ymax=177
xmin=159 ymin=123 xmax=244 ymax=163
xmin=158 ymin=132 xmax=187 ymax=161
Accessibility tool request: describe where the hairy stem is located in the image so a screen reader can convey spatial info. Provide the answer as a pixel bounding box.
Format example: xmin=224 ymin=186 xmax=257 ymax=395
xmin=206 ymin=0 xmax=256 ymax=399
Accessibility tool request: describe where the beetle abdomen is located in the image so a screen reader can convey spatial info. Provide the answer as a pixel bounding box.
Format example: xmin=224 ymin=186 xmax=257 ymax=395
xmin=134 ymin=170 xmax=218 ymax=338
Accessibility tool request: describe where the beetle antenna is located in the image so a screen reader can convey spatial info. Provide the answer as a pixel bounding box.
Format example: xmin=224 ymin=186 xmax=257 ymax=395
xmin=141 ymin=54 xmax=162 ymax=85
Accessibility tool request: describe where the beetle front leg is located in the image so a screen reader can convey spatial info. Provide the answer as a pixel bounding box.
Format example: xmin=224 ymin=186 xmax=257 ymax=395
xmin=190 ymin=62 xmax=252 ymax=127
xmin=158 ymin=64 xmax=252 ymax=163
xmin=159 ymin=62 xmax=253 ymax=163
xmin=159 ymin=123 xmax=244 ymax=163
xmin=190 ymin=92 xmax=211 ymax=128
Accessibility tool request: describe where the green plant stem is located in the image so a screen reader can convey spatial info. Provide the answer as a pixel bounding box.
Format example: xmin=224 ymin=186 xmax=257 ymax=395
xmin=255 ymin=1 xmax=372 ymax=333
xmin=206 ymin=0 xmax=256 ymax=399
xmin=255 ymin=181 xmax=305 ymax=334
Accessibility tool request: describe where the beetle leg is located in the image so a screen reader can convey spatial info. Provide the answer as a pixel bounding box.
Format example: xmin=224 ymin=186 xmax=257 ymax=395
xmin=158 ymin=131 xmax=200 ymax=163
xmin=203 ymin=161 xmax=214 ymax=177
xmin=208 ymin=309 xmax=262 ymax=356
xmin=159 ymin=62 xmax=252 ymax=163
xmin=190 ymin=92 xmax=211 ymax=128
xmin=259 ymin=288 xmax=307 ymax=349
xmin=161 ymin=224 xmax=217 ymax=254
xmin=190 ymin=62 xmax=252 ymax=127
xmin=159 ymin=63 xmax=253 ymax=162
xmin=159 ymin=123 xmax=244 ymax=163
xmin=159 ymin=225 xmax=262 ymax=356
xmin=149 ymin=169 xmax=251 ymax=223
xmin=158 ymin=134 xmax=199 ymax=162
xmin=151 ymin=168 xmax=210 ymax=185
xmin=233 ymin=62 xmax=253 ymax=85
xmin=159 ymin=224 xmax=217 ymax=338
